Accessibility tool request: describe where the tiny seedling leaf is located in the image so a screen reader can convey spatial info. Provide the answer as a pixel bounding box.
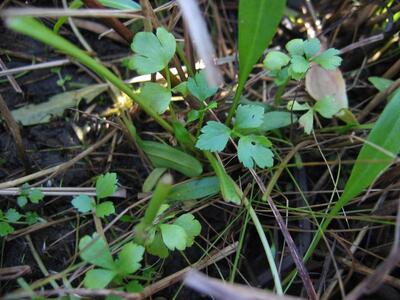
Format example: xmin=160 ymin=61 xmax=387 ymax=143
xmin=138 ymin=83 xmax=172 ymax=114
xmin=313 ymin=48 xmax=342 ymax=70
xmin=195 ymin=121 xmax=231 ymax=152
xmin=237 ymin=135 xmax=274 ymax=169
xmin=114 ymin=242 xmax=144 ymax=275
xmin=83 ymin=269 xmax=116 ymax=289
xmin=25 ymin=212 xmax=39 ymax=225
xmin=174 ymin=213 xmax=201 ymax=247
xmin=126 ymin=280 xmax=144 ymax=293
xmin=95 ymin=201 xmax=115 ymax=218
xmin=299 ymin=109 xmax=314 ymax=134
xmin=79 ymin=234 xmax=115 ymax=269
xmin=263 ymin=51 xmax=290 ymax=71
xmin=129 ymin=27 xmax=176 ymax=75
xmin=368 ymin=76 xmax=394 ymax=93
xmin=160 ymin=223 xmax=187 ymax=251
xmin=187 ymin=70 xmax=218 ymax=101
xmin=0 ymin=222 xmax=14 ymax=236
xmin=28 ymin=189 xmax=44 ymax=204
xmin=71 ymin=195 xmax=93 ymax=213
xmin=235 ymin=105 xmax=264 ymax=129
xmin=6 ymin=209 xmax=21 ymax=223
xmin=17 ymin=196 xmax=28 ymax=208
xmin=286 ymin=39 xmax=304 ymax=56
xmin=303 ymin=38 xmax=321 ymax=58
xmin=290 ymin=55 xmax=310 ymax=74
xmin=96 ymin=172 xmax=118 ymax=200
xmin=314 ymin=96 xmax=340 ymax=118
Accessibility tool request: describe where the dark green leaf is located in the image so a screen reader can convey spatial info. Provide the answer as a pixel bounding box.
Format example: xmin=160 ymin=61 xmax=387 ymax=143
xmin=126 ymin=280 xmax=144 ymax=293
xmin=0 ymin=222 xmax=14 ymax=236
xmin=187 ymin=110 xmax=200 ymax=123
xmin=146 ymin=232 xmax=169 ymax=258
xmin=25 ymin=212 xmax=39 ymax=225
xmin=95 ymin=201 xmax=115 ymax=218
xmin=167 ymin=176 xmax=220 ymax=202
xmin=142 ymin=168 xmax=167 ymax=193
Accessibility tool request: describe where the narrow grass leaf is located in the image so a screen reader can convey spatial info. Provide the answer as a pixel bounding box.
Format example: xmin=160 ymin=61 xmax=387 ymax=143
xmin=98 ymin=0 xmax=141 ymax=10
xmin=142 ymin=168 xmax=167 ymax=193
xmin=368 ymin=76 xmax=394 ymax=92
xmin=167 ymin=176 xmax=220 ymax=202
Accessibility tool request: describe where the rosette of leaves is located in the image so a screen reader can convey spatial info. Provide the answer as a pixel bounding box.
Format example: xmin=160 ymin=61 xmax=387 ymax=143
xmin=195 ymin=104 xmax=274 ymax=169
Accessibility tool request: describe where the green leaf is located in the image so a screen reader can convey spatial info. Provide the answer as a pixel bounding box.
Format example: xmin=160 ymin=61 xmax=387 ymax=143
xmin=368 ymin=76 xmax=394 ymax=93
xmin=314 ymin=96 xmax=340 ymax=118
xmin=79 ymin=234 xmax=115 ymax=269
xmin=25 ymin=212 xmax=39 ymax=225
xmin=303 ymin=38 xmax=321 ymax=58
xmin=288 ymin=65 xmax=305 ymax=80
xmin=95 ymin=201 xmax=115 ymax=218
xmin=142 ymin=141 xmax=203 ymax=177
xmin=129 ymin=27 xmax=176 ymax=75
xmin=187 ymin=70 xmax=218 ymax=101
xmin=96 ymin=172 xmax=118 ymax=200
xmin=168 ymin=176 xmax=220 ymax=202
xmin=195 ymin=121 xmax=231 ymax=152
xmin=71 ymin=195 xmax=93 ymax=213
xmin=126 ymin=280 xmax=144 ymax=293
xmin=17 ymin=196 xmax=28 ymax=208
xmin=237 ymin=135 xmax=274 ymax=169
xmin=172 ymin=81 xmax=189 ymax=96
xmin=142 ymin=168 xmax=167 ymax=193
xmin=83 ymin=269 xmax=116 ymax=289
xmin=28 ymin=189 xmax=44 ymax=204
xmin=0 ymin=222 xmax=14 ymax=236
xmin=290 ymin=55 xmax=310 ymax=74
xmin=286 ymin=39 xmax=304 ymax=56
xmin=146 ymin=232 xmax=169 ymax=258
xmin=174 ymin=213 xmax=201 ymax=247
xmin=235 ymin=105 xmax=264 ymax=129
xmin=274 ymin=67 xmax=290 ymax=86
xmin=237 ymin=0 xmax=286 ymax=96
xmin=263 ymin=51 xmax=290 ymax=71
xmin=160 ymin=223 xmax=187 ymax=251
xmin=313 ymin=48 xmax=342 ymax=70
xmin=299 ymin=109 xmax=314 ymax=134
xmin=98 ymin=0 xmax=141 ymax=10
xmin=6 ymin=209 xmax=21 ymax=223
xmin=187 ymin=110 xmax=200 ymax=123
xmin=172 ymin=121 xmax=193 ymax=147
xmin=114 ymin=242 xmax=144 ymax=275
xmin=287 ymin=101 xmax=311 ymax=111
xmin=11 ymin=85 xmax=107 ymax=126
xmin=138 ymin=83 xmax=171 ymax=114
xmin=260 ymin=111 xmax=297 ymax=131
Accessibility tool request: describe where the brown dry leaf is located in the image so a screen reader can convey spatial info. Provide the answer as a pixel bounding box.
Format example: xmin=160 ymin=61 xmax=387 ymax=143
xmin=305 ymin=63 xmax=348 ymax=109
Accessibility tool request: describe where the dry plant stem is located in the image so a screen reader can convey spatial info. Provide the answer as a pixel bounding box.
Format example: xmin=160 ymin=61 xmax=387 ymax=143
xmin=0 ymin=187 xmax=126 ymax=197
xmin=0 ymin=266 xmax=31 ymax=280
xmin=0 ymin=59 xmax=70 ymax=77
xmin=345 ymin=200 xmax=400 ymax=300
xmin=0 ymin=57 xmax=23 ymax=93
xmin=0 ymin=94 xmax=30 ymax=172
xmin=0 ymin=129 xmax=116 ymax=189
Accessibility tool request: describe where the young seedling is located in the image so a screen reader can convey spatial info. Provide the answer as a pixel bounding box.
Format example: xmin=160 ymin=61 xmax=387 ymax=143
xmin=71 ymin=172 xmax=118 ymax=218
xmin=17 ymin=183 xmax=44 ymax=208
xmin=51 ymin=67 xmax=72 ymax=91
xmin=79 ymin=234 xmax=144 ymax=289
xmin=0 ymin=208 xmax=41 ymax=237
xmin=196 ymin=104 xmax=274 ymax=169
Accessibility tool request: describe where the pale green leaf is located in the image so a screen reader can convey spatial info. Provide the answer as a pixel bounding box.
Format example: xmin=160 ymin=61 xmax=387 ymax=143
xmin=313 ymin=48 xmax=342 ymax=70
xmin=129 ymin=27 xmax=176 ymax=74
xmin=17 ymin=196 xmax=28 ymax=207
xmin=286 ymin=39 xmax=304 ymax=56
xmin=187 ymin=70 xmax=218 ymax=101
xmin=96 ymin=172 xmax=118 ymax=200
xmin=142 ymin=168 xmax=167 ymax=193
xmin=287 ymin=100 xmax=311 ymax=111
xmin=195 ymin=121 xmax=231 ymax=152
xmin=29 ymin=189 xmax=44 ymax=204
xmin=314 ymin=96 xmax=340 ymax=118
xmin=237 ymin=135 xmax=274 ymax=169
xmin=95 ymin=201 xmax=115 ymax=218
xmin=98 ymin=0 xmax=140 ymax=10
xmin=235 ymin=105 xmax=264 ymax=129
xmin=303 ymin=38 xmax=321 ymax=58
xmin=138 ymin=83 xmax=171 ymax=114
xmin=368 ymin=76 xmax=394 ymax=93
xmin=6 ymin=209 xmax=21 ymax=223
xmin=160 ymin=224 xmax=187 ymax=251
xmin=0 ymin=222 xmax=14 ymax=236
xmin=167 ymin=176 xmax=220 ymax=202
xmin=146 ymin=232 xmax=169 ymax=258
xmin=79 ymin=234 xmax=115 ymax=269
xmin=260 ymin=111 xmax=297 ymax=131
xmin=114 ymin=242 xmax=144 ymax=275
xmin=291 ymin=55 xmax=310 ymax=74
xmin=174 ymin=213 xmax=201 ymax=247
xmin=71 ymin=195 xmax=93 ymax=213
xmin=83 ymin=269 xmax=116 ymax=289
xmin=172 ymin=81 xmax=189 ymax=96
xmin=263 ymin=51 xmax=290 ymax=71
xmin=299 ymin=109 xmax=314 ymax=134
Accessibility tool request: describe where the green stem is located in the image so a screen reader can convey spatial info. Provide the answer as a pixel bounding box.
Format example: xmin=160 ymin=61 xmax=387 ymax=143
xmin=176 ymin=43 xmax=194 ymax=77
xmin=225 ymin=81 xmax=245 ymax=126
xmin=7 ymin=17 xmax=173 ymax=133
xmin=273 ymin=77 xmax=290 ymax=107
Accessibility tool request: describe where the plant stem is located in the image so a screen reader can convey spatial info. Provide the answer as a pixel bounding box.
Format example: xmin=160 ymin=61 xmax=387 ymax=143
xmin=225 ymin=81 xmax=245 ymax=126
xmin=273 ymin=77 xmax=290 ymax=107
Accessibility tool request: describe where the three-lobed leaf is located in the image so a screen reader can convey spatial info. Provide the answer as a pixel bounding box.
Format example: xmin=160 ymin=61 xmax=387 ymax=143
xmin=29 ymin=189 xmax=44 ymax=204
xmin=195 ymin=121 xmax=231 ymax=152
xmin=129 ymin=27 xmax=176 ymax=74
xmin=79 ymin=234 xmax=115 ymax=269
xmin=114 ymin=242 xmax=144 ymax=275
xmin=174 ymin=213 xmax=201 ymax=247
xmin=96 ymin=172 xmax=118 ymax=200
xmin=187 ymin=70 xmax=218 ymax=102
xmin=95 ymin=201 xmax=115 ymax=218
xmin=6 ymin=208 xmax=21 ymax=223
xmin=290 ymin=55 xmax=310 ymax=74
xmin=71 ymin=195 xmax=93 ymax=213
xmin=303 ymin=38 xmax=321 ymax=58
xmin=237 ymin=135 xmax=274 ymax=169
xmin=313 ymin=48 xmax=342 ymax=70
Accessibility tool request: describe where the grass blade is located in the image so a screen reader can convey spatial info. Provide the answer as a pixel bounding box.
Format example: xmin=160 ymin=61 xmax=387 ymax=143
xmin=226 ymin=0 xmax=286 ymax=124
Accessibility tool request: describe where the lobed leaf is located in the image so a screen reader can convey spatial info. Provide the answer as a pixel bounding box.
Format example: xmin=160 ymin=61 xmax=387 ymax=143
xmin=96 ymin=172 xmax=118 ymax=200
xmin=71 ymin=195 xmax=93 ymax=213
xmin=263 ymin=51 xmax=290 ymax=71
xmin=235 ymin=105 xmax=264 ymax=129
xmin=237 ymin=135 xmax=274 ymax=169
xmin=187 ymin=70 xmax=218 ymax=101
xmin=95 ymin=201 xmax=115 ymax=218
xmin=313 ymin=48 xmax=342 ymax=70
xmin=195 ymin=121 xmax=231 ymax=152
xmin=83 ymin=269 xmax=116 ymax=289
xmin=314 ymin=96 xmax=340 ymax=118
xmin=114 ymin=242 xmax=144 ymax=275
xmin=160 ymin=224 xmax=187 ymax=251
xmin=138 ymin=83 xmax=171 ymax=114
xmin=174 ymin=214 xmax=201 ymax=247
xmin=79 ymin=234 xmax=115 ymax=269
